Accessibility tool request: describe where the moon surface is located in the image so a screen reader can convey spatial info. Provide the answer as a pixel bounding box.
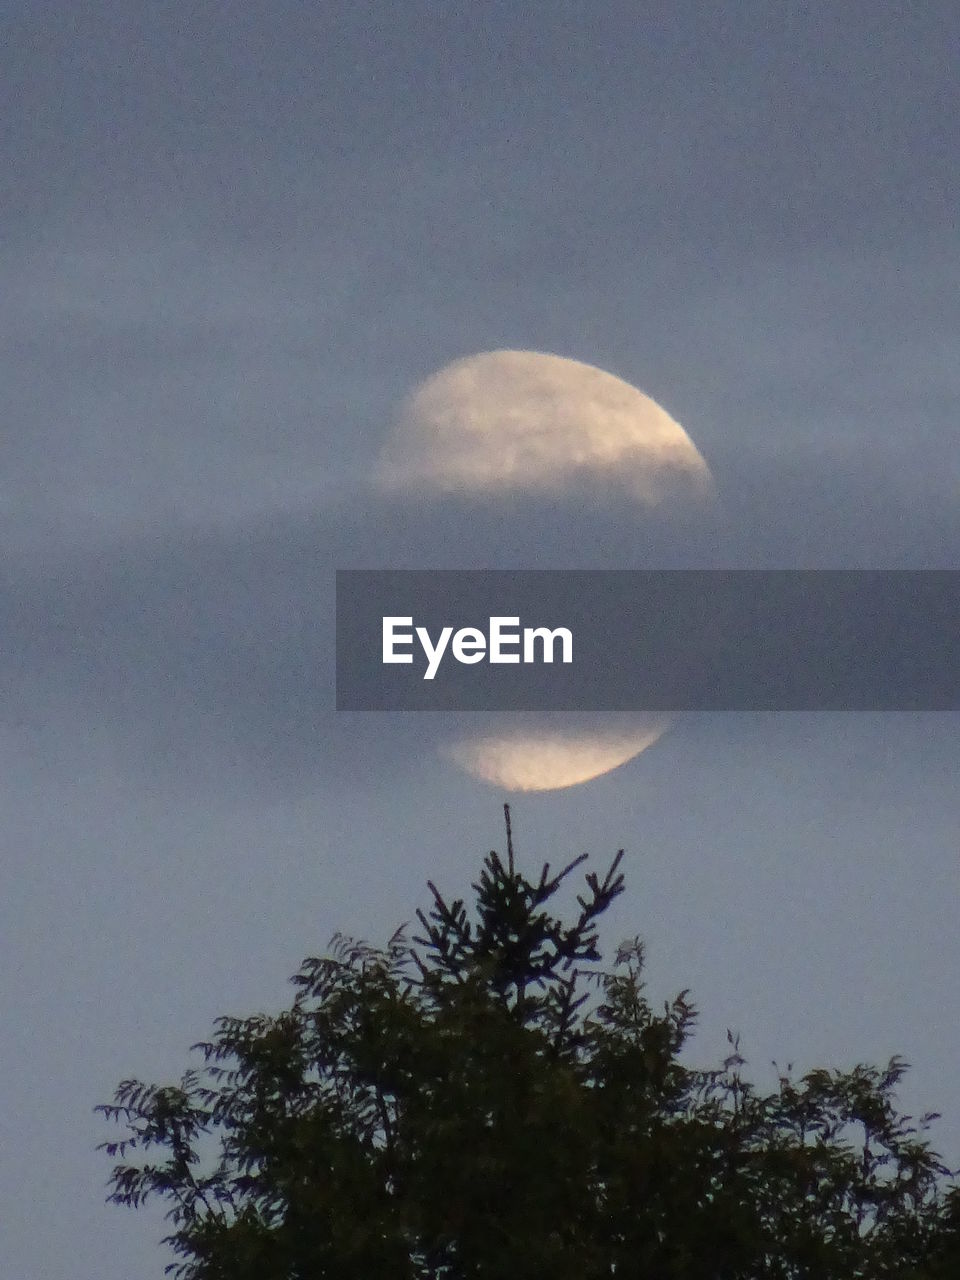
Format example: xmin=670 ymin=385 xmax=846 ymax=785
xmin=376 ymin=349 xmax=714 ymax=504
xmin=442 ymin=720 xmax=671 ymax=792
xmin=376 ymin=349 xmax=715 ymax=792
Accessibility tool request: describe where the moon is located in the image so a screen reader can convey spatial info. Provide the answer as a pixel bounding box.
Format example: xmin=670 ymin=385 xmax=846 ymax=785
xmin=376 ymin=349 xmax=714 ymax=504
xmin=376 ymin=349 xmax=715 ymax=792
xmin=442 ymin=719 xmax=671 ymax=792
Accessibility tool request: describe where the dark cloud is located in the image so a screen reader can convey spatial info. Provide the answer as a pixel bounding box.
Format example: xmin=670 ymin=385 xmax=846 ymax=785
xmin=3 ymin=447 xmax=956 ymax=800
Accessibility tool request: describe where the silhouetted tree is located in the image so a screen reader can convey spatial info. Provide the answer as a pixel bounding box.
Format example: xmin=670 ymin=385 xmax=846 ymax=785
xmin=99 ymin=806 xmax=960 ymax=1278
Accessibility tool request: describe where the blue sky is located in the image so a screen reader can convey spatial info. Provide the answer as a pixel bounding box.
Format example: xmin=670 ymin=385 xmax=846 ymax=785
xmin=2 ymin=4 xmax=958 ymax=1276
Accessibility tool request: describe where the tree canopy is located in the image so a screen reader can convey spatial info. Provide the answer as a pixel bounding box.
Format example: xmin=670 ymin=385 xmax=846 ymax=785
xmin=99 ymin=807 xmax=960 ymax=1278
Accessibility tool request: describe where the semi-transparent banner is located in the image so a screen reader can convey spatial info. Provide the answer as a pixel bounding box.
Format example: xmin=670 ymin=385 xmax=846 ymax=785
xmin=335 ymin=570 xmax=960 ymax=711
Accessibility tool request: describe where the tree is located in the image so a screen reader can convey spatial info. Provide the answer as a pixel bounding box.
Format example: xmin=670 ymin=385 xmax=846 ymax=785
xmin=99 ymin=806 xmax=960 ymax=1278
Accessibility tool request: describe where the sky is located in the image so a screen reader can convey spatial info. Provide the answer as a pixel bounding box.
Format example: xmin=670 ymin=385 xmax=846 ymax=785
xmin=2 ymin=3 xmax=959 ymax=1275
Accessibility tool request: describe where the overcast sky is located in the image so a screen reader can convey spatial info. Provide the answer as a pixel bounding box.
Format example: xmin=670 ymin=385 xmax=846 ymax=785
xmin=2 ymin=4 xmax=959 ymax=1276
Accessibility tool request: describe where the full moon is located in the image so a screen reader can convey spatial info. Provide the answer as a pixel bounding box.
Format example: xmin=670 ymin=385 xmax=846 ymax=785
xmin=376 ymin=349 xmax=715 ymax=792
xmin=377 ymin=349 xmax=715 ymax=504
xmin=443 ymin=720 xmax=671 ymax=792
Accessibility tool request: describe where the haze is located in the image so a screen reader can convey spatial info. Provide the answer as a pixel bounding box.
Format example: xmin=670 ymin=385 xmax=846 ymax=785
xmin=1 ymin=5 xmax=958 ymax=1278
